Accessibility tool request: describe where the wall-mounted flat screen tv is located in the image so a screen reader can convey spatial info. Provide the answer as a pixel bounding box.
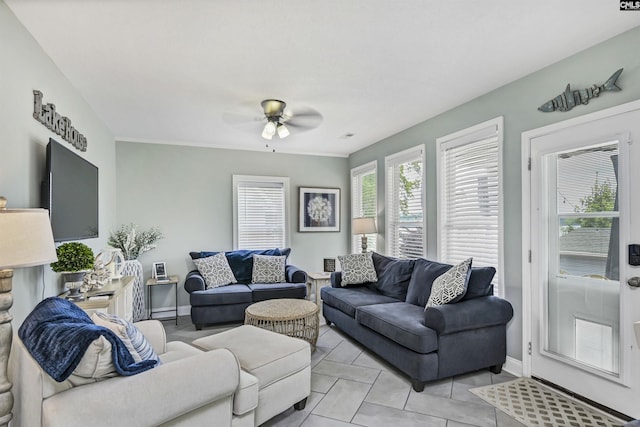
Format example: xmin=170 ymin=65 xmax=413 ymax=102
xmin=42 ymin=138 xmax=99 ymax=241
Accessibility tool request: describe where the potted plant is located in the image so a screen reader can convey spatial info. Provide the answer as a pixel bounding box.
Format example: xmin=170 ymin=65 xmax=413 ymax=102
xmin=50 ymin=242 xmax=95 ymax=298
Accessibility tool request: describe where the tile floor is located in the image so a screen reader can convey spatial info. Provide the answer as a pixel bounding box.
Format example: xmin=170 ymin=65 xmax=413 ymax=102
xmin=164 ymin=315 xmax=526 ymax=427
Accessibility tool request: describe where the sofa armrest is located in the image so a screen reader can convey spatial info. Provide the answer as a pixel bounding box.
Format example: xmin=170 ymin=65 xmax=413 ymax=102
xmin=133 ymin=320 xmax=167 ymax=355
xmin=424 ymin=296 xmax=513 ymax=335
xmin=286 ymin=265 xmax=307 ymax=283
xmin=41 ymin=349 xmax=240 ymax=427
xmin=330 ymin=271 xmax=342 ymax=287
xmin=184 ymin=269 xmax=205 ymax=293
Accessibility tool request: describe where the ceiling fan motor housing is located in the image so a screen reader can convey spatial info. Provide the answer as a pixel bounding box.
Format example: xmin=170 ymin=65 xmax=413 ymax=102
xmin=261 ymin=99 xmax=287 ymax=119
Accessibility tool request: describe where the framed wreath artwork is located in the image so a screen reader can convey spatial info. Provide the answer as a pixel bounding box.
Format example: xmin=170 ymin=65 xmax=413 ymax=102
xmin=299 ymin=187 xmax=340 ymax=232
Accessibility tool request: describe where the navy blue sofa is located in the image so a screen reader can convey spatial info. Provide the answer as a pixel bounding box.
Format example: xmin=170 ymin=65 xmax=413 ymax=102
xmin=184 ymin=248 xmax=308 ymax=329
xmin=321 ymin=252 xmax=513 ymax=392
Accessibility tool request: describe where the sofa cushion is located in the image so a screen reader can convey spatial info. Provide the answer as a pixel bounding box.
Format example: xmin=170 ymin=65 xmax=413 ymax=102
xmin=321 ymin=287 xmax=400 ymax=318
xmin=247 ymin=282 xmax=307 ymax=301
xmin=426 ymin=258 xmax=472 ymax=307
xmin=338 ymin=252 xmax=378 ymax=286
xmin=226 ymin=249 xmax=285 ymax=284
xmin=189 ymin=284 xmax=253 ymax=306
xmin=370 ymin=252 xmax=415 ymax=300
xmin=462 ymin=266 xmax=496 ymax=301
xmin=92 ymin=312 xmax=160 ymax=364
xmin=251 ymin=255 xmax=286 ymax=284
xmin=356 ymin=302 xmax=438 ymax=354
xmin=405 ymin=258 xmax=452 ymax=307
xmin=193 ymin=253 xmax=238 ymax=289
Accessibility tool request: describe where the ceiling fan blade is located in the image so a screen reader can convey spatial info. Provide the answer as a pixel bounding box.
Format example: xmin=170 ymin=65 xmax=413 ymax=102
xmin=285 ymin=113 xmax=323 ymax=129
xmin=222 ymin=111 xmax=264 ymax=126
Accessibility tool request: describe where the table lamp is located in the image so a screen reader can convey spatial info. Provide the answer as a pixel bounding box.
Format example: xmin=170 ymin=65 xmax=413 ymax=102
xmin=352 ymin=217 xmax=377 ymax=253
xmin=0 ymin=196 xmax=57 ymax=425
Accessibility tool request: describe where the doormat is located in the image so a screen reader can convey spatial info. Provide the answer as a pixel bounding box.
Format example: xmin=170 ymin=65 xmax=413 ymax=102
xmin=469 ymin=377 xmax=625 ymax=427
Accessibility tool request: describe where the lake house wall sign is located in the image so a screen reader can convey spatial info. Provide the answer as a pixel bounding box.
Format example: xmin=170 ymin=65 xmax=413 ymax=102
xmin=33 ymin=90 xmax=87 ymax=152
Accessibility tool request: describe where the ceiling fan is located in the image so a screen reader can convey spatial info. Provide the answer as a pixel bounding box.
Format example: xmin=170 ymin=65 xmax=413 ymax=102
xmin=223 ymin=99 xmax=323 ymax=140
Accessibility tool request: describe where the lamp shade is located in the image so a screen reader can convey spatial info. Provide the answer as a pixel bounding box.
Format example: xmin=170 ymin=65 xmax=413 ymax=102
xmin=352 ymin=217 xmax=376 ymax=235
xmin=0 ymin=204 xmax=58 ymax=269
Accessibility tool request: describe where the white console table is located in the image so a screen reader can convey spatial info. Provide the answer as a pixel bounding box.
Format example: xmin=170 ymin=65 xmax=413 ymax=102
xmin=70 ymin=276 xmax=135 ymax=321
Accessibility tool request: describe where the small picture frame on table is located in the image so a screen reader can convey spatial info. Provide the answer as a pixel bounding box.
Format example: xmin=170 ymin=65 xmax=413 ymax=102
xmin=152 ymin=262 xmax=167 ymax=280
xmin=299 ymin=187 xmax=340 ymax=232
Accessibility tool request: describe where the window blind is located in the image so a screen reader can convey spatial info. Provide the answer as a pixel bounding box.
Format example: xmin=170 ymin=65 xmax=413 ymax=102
xmin=385 ymin=146 xmax=425 ymax=259
xmin=235 ymin=178 xmax=286 ymax=250
xmin=351 ymin=162 xmax=377 ymax=253
xmin=438 ymin=118 xmax=502 ymax=295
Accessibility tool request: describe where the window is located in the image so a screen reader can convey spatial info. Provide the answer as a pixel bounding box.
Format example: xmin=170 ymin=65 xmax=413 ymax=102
xmin=385 ymin=145 xmax=425 ymax=259
xmin=351 ymin=161 xmax=377 ymax=253
xmin=436 ymin=117 xmax=503 ymax=295
xmin=233 ymin=175 xmax=289 ymax=250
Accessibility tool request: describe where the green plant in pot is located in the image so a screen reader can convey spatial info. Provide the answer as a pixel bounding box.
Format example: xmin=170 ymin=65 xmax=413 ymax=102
xmin=50 ymin=242 xmax=95 ymax=299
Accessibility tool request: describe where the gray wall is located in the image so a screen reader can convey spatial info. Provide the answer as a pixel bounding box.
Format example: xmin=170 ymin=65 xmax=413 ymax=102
xmin=0 ymin=1 xmax=117 ymax=325
xmin=115 ymin=142 xmax=350 ymax=311
xmin=348 ymin=26 xmax=640 ymax=361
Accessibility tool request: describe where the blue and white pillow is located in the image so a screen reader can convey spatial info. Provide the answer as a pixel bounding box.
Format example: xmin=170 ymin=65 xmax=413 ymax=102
xmin=251 ymin=255 xmax=286 ymax=284
xmin=426 ymin=258 xmax=472 ymax=308
xmin=92 ymin=312 xmax=160 ymax=364
xmin=338 ymin=252 xmax=378 ymax=286
xmin=193 ymin=252 xmax=238 ymax=289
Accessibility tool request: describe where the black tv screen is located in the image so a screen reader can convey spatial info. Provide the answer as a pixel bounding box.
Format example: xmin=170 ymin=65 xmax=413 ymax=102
xmin=42 ymin=138 xmax=99 ymax=241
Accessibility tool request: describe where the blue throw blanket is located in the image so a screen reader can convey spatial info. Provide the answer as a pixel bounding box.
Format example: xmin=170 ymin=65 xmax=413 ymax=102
xmin=19 ymin=297 xmax=157 ymax=382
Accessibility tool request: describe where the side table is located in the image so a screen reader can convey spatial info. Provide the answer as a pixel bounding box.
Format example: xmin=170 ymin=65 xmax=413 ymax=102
xmin=306 ymin=272 xmax=332 ymax=306
xmin=146 ymin=275 xmax=179 ymax=325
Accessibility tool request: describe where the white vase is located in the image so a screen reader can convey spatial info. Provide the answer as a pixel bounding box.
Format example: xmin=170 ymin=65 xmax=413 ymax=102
xmin=122 ymin=259 xmax=145 ymax=321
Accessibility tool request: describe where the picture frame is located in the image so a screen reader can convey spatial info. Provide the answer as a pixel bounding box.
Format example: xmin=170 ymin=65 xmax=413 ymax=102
xmin=299 ymin=187 xmax=340 ymax=232
xmin=152 ymin=262 xmax=167 ymax=279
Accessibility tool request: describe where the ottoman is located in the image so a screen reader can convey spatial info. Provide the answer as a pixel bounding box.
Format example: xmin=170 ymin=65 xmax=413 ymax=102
xmin=193 ymin=325 xmax=311 ymax=426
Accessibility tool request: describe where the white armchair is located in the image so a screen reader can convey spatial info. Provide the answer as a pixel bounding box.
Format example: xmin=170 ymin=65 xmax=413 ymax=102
xmin=10 ymin=320 xmax=251 ymax=427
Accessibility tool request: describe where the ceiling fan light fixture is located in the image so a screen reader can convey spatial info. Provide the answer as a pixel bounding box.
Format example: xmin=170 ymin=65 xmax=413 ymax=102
xmin=277 ymin=123 xmax=290 ymax=139
xmin=262 ymin=120 xmax=276 ymax=139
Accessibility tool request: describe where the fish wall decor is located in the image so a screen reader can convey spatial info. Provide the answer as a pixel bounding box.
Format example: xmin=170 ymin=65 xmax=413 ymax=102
xmin=538 ymin=68 xmax=623 ymax=112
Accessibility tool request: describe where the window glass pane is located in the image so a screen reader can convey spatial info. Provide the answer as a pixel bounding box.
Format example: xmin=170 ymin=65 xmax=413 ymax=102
xmin=439 ymin=121 xmax=501 ymax=295
xmin=236 ymin=179 xmax=286 ymax=249
xmin=386 ymin=149 xmax=424 ymax=259
xmin=352 ymin=163 xmax=377 ymax=253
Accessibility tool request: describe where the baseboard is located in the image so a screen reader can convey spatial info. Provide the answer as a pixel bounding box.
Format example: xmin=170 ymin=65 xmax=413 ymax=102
xmin=149 ymin=304 xmax=190 ymax=319
xmin=504 ymin=356 xmax=523 ymax=377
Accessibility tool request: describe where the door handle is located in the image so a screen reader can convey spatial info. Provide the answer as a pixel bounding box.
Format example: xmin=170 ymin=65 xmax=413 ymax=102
xmin=627 ymin=277 xmax=640 ymax=287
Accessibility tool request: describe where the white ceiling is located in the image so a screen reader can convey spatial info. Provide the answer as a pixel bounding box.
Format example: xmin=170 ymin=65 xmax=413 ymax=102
xmin=6 ymin=1 xmax=640 ymax=157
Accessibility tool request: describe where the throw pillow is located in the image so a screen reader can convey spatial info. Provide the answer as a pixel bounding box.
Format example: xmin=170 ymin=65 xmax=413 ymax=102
xmin=462 ymin=266 xmax=496 ymax=301
xmin=92 ymin=312 xmax=161 ymax=364
xmin=405 ymin=258 xmax=452 ymax=307
xmin=371 ymin=252 xmax=415 ymax=300
xmin=251 ymin=255 xmax=286 ymax=284
xmin=193 ymin=252 xmax=238 ymax=289
xmin=338 ymin=252 xmax=378 ymax=286
xmin=71 ymin=335 xmax=117 ymax=379
xmin=225 ymin=248 xmax=283 ymax=284
xmin=426 ymin=258 xmax=472 ymax=308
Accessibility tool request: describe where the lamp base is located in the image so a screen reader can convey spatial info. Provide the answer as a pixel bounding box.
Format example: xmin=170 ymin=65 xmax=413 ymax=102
xmin=0 ymin=269 xmax=14 ymax=427
xmin=361 ymin=236 xmax=368 ymax=254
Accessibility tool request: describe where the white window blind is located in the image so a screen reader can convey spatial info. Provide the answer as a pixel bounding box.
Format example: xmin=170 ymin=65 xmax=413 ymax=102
xmin=351 ymin=161 xmax=377 ymax=253
xmin=233 ymin=176 xmax=289 ymax=250
xmin=437 ymin=117 xmax=503 ymax=295
xmin=385 ymin=146 xmax=425 ymax=259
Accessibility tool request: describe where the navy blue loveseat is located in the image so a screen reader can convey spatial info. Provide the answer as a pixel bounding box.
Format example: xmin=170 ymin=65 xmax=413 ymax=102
xmin=185 ymin=248 xmax=308 ymax=329
xmin=321 ymin=252 xmax=513 ymax=392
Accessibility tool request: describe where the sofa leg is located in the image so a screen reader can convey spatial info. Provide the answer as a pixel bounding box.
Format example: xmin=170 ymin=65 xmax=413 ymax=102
xmin=411 ymin=380 xmax=426 ymax=392
xmin=324 ymin=317 xmax=332 ymax=326
xmin=489 ymin=364 xmax=503 ymax=374
xmin=294 ymin=397 xmax=307 ymax=410
xmin=195 ymin=324 xmax=203 ymax=331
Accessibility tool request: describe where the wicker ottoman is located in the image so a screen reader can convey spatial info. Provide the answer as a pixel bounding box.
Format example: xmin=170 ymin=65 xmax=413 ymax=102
xmin=245 ymin=298 xmax=319 ymax=348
